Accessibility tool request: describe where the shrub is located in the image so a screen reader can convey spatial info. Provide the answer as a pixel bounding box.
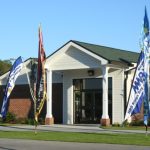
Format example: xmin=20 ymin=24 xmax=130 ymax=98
xmin=38 ymin=117 xmax=45 ymax=125
xmin=112 ymin=122 xmax=121 ymax=127
xmin=122 ymin=120 xmax=130 ymax=127
xmin=129 ymin=120 xmax=144 ymax=126
xmin=25 ymin=118 xmax=35 ymax=125
xmin=5 ymin=112 xmax=16 ymax=123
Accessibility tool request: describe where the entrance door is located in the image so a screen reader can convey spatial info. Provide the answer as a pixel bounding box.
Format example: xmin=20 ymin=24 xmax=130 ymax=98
xmin=83 ymin=90 xmax=102 ymax=123
xmin=73 ymin=79 xmax=102 ymax=124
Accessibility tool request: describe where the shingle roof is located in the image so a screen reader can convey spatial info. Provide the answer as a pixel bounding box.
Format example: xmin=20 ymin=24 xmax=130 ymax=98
xmin=72 ymin=40 xmax=139 ymax=63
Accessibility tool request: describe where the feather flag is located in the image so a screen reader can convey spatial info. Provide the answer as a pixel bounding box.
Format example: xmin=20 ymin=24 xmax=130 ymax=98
xmin=35 ymin=25 xmax=46 ymax=122
xmin=0 ymin=56 xmax=23 ymax=118
xmin=142 ymin=8 xmax=150 ymax=126
xmin=125 ymin=8 xmax=150 ymax=125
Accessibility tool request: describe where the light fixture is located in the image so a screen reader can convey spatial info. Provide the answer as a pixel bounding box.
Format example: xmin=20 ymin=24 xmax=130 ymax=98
xmin=88 ymin=70 xmax=94 ymax=76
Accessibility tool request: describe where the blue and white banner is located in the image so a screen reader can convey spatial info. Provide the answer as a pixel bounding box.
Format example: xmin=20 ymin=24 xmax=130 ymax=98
xmin=142 ymin=8 xmax=150 ymax=126
xmin=125 ymin=8 xmax=150 ymax=122
xmin=124 ymin=51 xmax=147 ymax=120
xmin=0 ymin=56 xmax=23 ymax=118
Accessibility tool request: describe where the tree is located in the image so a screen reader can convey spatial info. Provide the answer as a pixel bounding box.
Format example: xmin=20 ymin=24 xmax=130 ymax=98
xmin=0 ymin=59 xmax=12 ymax=75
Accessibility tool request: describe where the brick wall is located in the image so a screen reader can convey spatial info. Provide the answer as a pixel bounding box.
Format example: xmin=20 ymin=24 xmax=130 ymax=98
xmin=131 ymin=104 xmax=144 ymax=121
xmin=8 ymin=99 xmax=32 ymax=119
xmin=0 ymin=83 xmax=63 ymax=121
xmin=0 ymin=84 xmax=34 ymax=119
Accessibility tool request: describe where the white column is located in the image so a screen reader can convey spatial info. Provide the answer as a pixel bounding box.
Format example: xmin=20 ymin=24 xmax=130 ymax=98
xmin=102 ymin=66 xmax=109 ymax=119
xmin=46 ymin=69 xmax=53 ymax=118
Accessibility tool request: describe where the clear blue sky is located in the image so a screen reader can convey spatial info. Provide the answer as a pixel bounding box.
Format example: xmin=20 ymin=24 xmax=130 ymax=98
xmin=1 ymin=0 xmax=150 ymax=61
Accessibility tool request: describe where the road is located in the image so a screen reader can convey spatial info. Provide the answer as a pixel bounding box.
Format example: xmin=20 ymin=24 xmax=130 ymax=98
xmin=0 ymin=139 xmax=149 ymax=150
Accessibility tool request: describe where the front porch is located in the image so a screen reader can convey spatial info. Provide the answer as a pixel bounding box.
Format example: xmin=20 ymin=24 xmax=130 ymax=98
xmin=44 ymin=41 xmax=126 ymax=126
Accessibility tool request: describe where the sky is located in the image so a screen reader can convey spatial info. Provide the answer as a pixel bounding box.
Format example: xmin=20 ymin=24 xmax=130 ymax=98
xmin=0 ymin=0 xmax=150 ymax=61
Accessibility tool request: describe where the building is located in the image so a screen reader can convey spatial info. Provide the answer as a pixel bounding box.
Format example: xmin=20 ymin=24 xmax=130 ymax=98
xmin=0 ymin=40 xmax=139 ymax=126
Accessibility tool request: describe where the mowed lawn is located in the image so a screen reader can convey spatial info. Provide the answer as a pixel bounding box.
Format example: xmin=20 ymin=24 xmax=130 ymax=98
xmin=0 ymin=131 xmax=150 ymax=146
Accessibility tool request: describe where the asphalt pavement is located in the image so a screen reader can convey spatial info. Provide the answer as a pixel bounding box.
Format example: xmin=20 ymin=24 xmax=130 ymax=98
xmin=0 ymin=139 xmax=150 ymax=150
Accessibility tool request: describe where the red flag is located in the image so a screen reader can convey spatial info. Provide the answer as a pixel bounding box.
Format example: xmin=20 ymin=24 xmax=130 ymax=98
xmin=35 ymin=25 xmax=46 ymax=122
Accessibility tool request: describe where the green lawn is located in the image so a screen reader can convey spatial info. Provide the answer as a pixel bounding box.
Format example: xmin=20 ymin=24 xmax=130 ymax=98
xmin=102 ymin=126 xmax=149 ymax=131
xmin=0 ymin=131 xmax=150 ymax=146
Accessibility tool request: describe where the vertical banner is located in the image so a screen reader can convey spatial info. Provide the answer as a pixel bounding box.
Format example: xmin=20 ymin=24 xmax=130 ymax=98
xmin=124 ymin=51 xmax=146 ymax=120
xmin=0 ymin=56 xmax=23 ymax=118
xmin=35 ymin=25 xmax=46 ymax=122
xmin=125 ymin=8 xmax=150 ymax=124
xmin=142 ymin=8 xmax=150 ymax=126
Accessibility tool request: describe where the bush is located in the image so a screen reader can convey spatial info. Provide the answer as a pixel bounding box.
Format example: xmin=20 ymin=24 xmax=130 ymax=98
xmin=122 ymin=120 xmax=130 ymax=127
xmin=25 ymin=118 xmax=35 ymax=125
xmin=112 ymin=122 xmax=121 ymax=127
xmin=129 ymin=120 xmax=144 ymax=126
xmin=5 ymin=112 xmax=16 ymax=123
xmin=0 ymin=117 xmax=3 ymax=123
xmin=38 ymin=117 xmax=45 ymax=125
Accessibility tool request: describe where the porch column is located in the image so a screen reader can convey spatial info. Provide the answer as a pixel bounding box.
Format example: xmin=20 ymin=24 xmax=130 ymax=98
xmin=101 ymin=66 xmax=110 ymax=126
xmin=45 ymin=69 xmax=54 ymax=125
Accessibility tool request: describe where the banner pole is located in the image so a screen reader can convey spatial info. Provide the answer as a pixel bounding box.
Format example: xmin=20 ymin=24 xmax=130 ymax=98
xmin=145 ymin=125 xmax=148 ymax=136
xmin=34 ymin=82 xmax=38 ymax=135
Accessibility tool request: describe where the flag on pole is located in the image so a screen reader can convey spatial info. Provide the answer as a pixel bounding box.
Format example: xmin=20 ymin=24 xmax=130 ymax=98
xmin=142 ymin=7 xmax=150 ymax=126
xmin=124 ymin=51 xmax=146 ymax=120
xmin=0 ymin=56 xmax=23 ymax=118
xmin=124 ymin=7 xmax=150 ymax=124
xmin=35 ymin=25 xmax=46 ymax=122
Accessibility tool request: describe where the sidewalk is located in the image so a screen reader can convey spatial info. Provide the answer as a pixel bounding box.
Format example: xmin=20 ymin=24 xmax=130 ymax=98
xmin=0 ymin=124 xmax=149 ymax=134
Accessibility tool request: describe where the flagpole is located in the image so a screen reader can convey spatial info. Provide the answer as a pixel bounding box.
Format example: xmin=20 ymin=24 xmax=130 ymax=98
xmin=24 ymin=61 xmax=38 ymax=134
xmin=145 ymin=125 xmax=148 ymax=136
xmin=144 ymin=7 xmax=150 ymax=136
xmin=34 ymin=82 xmax=38 ymax=134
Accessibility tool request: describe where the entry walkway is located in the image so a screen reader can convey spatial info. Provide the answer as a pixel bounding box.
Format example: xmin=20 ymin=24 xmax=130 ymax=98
xmin=0 ymin=124 xmax=149 ymax=134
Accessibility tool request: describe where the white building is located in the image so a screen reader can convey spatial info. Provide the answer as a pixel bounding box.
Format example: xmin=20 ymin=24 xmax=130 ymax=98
xmin=0 ymin=40 xmax=139 ymax=126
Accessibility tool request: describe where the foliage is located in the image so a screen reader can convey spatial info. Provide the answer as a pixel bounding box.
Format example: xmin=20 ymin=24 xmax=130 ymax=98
xmin=4 ymin=112 xmax=16 ymax=123
xmin=129 ymin=120 xmax=144 ymax=126
xmin=112 ymin=122 xmax=121 ymax=127
xmin=0 ymin=115 xmax=42 ymax=125
xmin=0 ymin=59 xmax=12 ymax=75
xmin=129 ymin=119 xmax=150 ymax=126
xmin=38 ymin=117 xmax=45 ymax=125
xmin=25 ymin=118 xmax=35 ymax=125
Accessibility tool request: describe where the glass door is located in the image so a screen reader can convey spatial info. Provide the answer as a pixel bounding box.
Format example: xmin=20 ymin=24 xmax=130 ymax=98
xmin=73 ymin=78 xmax=103 ymax=124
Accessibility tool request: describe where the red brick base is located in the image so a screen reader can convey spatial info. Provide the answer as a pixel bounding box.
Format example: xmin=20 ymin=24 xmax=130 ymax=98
xmin=100 ymin=118 xmax=110 ymax=126
xmin=45 ymin=117 xmax=54 ymax=125
xmin=8 ymin=99 xmax=31 ymax=119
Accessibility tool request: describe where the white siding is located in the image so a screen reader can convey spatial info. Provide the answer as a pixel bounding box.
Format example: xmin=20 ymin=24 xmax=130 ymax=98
xmin=49 ymin=47 xmax=102 ymax=70
xmin=126 ymin=69 xmax=135 ymax=102
xmin=110 ymin=69 xmax=124 ymax=124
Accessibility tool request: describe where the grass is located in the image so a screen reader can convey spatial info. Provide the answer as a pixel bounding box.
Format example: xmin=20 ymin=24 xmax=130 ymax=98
xmin=0 ymin=131 xmax=150 ymax=146
xmin=102 ymin=126 xmax=149 ymax=131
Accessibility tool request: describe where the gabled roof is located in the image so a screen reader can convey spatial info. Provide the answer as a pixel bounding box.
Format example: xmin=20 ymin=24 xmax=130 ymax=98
xmin=72 ymin=40 xmax=139 ymax=63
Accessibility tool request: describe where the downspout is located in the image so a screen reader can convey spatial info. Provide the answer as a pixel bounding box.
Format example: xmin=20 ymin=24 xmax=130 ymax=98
xmin=124 ymin=70 xmax=128 ymax=117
